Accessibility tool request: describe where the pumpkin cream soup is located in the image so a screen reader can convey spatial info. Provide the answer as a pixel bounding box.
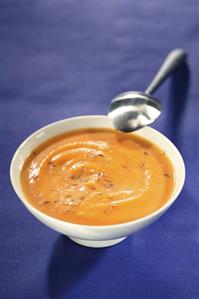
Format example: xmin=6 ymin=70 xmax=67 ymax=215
xmin=21 ymin=128 xmax=174 ymax=225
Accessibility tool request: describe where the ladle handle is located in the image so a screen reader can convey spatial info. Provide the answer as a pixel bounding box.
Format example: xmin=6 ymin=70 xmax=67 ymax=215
xmin=145 ymin=49 xmax=187 ymax=95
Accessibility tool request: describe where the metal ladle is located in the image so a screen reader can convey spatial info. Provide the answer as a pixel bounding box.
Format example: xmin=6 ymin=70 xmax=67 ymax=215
xmin=108 ymin=49 xmax=187 ymax=132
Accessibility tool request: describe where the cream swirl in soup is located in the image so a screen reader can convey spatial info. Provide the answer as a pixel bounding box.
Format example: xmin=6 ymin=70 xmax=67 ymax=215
xmin=21 ymin=129 xmax=174 ymax=225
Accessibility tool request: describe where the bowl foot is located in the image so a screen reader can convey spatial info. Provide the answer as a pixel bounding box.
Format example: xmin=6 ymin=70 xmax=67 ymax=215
xmin=68 ymin=236 xmax=126 ymax=248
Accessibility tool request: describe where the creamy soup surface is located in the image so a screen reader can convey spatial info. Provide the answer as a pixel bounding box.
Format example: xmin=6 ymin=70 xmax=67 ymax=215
xmin=21 ymin=128 xmax=174 ymax=225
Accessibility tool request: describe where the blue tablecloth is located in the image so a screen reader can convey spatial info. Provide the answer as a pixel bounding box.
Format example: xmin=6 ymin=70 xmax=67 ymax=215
xmin=1 ymin=2 xmax=199 ymax=299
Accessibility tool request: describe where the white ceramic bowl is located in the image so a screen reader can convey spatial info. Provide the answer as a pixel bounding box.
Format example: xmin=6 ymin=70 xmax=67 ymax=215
xmin=10 ymin=115 xmax=185 ymax=248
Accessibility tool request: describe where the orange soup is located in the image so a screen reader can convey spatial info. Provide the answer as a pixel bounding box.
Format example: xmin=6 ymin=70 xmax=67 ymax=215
xmin=21 ymin=128 xmax=174 ymax=225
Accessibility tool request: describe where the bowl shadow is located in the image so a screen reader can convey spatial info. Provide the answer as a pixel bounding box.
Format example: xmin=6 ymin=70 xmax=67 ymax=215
xmin=48 ymin=235 xmax=105 ymax=298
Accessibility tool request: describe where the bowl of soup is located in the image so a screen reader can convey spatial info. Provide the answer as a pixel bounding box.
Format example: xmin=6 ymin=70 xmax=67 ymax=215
xmin=10 ymin=115 xmax=185 ymax=248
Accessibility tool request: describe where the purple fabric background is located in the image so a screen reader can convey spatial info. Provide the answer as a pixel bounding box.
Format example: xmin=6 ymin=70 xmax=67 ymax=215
xmin=1 ymin=2 xmax=199 ymax=299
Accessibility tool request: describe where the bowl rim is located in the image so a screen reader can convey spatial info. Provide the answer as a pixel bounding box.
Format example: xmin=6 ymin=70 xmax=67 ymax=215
xmin=10 ymin=115 xmax=186 ymax=230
